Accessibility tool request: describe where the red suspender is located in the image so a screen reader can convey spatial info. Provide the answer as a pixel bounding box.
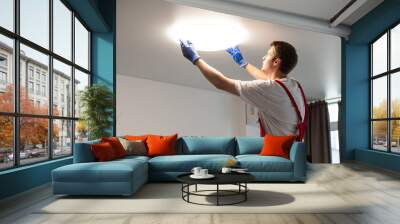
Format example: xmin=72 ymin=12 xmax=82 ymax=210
xmin=262 ymin=79 xmax=308 ymax=141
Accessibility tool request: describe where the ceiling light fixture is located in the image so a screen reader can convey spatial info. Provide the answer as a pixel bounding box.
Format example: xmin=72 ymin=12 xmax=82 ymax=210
xmin=167 ymin=19 xmax=249 ymax=52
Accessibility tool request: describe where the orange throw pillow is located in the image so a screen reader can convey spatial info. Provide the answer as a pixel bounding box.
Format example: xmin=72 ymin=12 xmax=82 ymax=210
xmin=259 ymin=135 xmax=296 ymax=159
xmin=101 ymin=137 xmax=127 ymax=158
xmin=146 ymin=134 xmax=178 ymax=157
xmin=91 ymin=142 xmax=117 ymax=161
xmin=124 ymin=135 xmax=149 ymax=142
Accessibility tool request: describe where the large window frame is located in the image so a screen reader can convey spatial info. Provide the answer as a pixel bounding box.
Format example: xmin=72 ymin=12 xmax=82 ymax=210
xmin=0 ymin=0 xmax=91 ymax=171
xmin=370 ymin=21 xmax=400 ymax=154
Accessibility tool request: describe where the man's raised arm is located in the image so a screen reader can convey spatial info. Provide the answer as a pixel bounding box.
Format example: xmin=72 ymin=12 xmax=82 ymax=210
xmin=226 ymin=46 xmax=267 ymax=80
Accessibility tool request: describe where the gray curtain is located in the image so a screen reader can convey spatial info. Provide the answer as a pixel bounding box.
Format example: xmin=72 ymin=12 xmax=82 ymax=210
xmin=305 ymin=100 xmax=331 ymax=163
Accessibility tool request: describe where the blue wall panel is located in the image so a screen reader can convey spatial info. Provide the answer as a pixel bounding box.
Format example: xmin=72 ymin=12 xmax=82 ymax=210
xmin=0 ymin=158 xmax=72 ymax=199
xmin=343 ymin=0 xmax=400 ymax=171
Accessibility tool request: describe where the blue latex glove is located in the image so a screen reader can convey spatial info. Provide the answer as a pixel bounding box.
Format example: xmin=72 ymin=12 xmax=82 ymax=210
xmin=226 ymin=46 xmax=248 ymax=68
xmin=180 ymin=39 xmax=200 ymax=64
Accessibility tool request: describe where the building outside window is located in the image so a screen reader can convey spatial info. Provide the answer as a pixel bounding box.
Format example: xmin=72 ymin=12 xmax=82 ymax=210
xmin=0 ymin=0 xmax=91 ymax=170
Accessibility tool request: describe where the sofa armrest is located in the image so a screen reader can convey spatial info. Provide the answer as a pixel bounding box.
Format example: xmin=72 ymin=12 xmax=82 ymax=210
xmin=289 ymin=142 xmax=306 ymax=181
xmin=73 ymin=141 xmax=99 ymax=163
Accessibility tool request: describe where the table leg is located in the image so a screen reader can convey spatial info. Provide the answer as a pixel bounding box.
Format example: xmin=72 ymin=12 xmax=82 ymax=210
xmin=217 ymin=184 xmax=219 ymax=206
xmin=195 ymin=184 xmax=197 ymax=192
xmin=187 ymin=184 xmax=190 ymax=202
xmin=245 ymin=183 xmax=247 ymax=201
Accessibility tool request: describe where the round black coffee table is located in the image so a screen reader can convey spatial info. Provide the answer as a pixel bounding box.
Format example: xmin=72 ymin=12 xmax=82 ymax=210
xmin=177 ymin=173 xmax=255 ymax=206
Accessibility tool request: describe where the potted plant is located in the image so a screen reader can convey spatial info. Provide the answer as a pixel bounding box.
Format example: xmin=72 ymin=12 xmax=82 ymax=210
xmin=79 ymin=84 xmax=114 ymax=140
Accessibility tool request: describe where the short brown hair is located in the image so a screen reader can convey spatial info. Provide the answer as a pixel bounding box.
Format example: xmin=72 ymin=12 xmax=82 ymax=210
xmin=270 ymin=41 xmax=298 ymax=74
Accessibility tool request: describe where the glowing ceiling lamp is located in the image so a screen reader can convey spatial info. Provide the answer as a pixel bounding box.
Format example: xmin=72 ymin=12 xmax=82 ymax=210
xmin=167 ymin=19 xmax=248 ymax=52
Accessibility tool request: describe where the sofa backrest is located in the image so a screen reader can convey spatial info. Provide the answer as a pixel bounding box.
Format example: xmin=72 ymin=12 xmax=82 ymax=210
xmin=177 ymin=136 xmax=236 ymax=155
xmin=73 ymin=139 xmax=100 ymax=163
xmin=74 ymin=136 xmax=267 ymax=162
xmin=235 ymin=137 xmax=264 ymax=155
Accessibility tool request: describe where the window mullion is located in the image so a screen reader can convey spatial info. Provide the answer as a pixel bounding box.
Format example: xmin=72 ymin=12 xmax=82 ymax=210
xmin=71 ymin=10 xmax=76 ymax=154
xmin=370 ymin=45 xmax=373 ymax=149
xmin=48 ymin=0 xmax=54 ymax=160
xmin=13 ymin=0 xmax=20 ymax=167
xmin=388 ymin=30 xmax=391 ymax=152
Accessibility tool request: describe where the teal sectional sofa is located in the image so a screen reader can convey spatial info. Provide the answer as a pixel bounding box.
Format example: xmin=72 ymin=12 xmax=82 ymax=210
xmin=52 ymin=136 xmax=306 ymax=196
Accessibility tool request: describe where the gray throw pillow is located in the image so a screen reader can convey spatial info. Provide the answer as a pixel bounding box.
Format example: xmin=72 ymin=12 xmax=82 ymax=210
xmin=118 ymin=137 xmax=147 ymax=156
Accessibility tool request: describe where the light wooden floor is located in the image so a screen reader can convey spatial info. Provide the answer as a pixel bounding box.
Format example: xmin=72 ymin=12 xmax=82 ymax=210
xmin=1 ymin=162 xmax=400 ymax=224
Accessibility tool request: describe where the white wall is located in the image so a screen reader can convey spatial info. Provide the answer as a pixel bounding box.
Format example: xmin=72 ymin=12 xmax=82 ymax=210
xmin=117 ymin=74 xmax=253 ymax=137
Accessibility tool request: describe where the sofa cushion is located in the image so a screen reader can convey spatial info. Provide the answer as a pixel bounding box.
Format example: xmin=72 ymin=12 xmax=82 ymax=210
xmin=149 ymin=154 xmax=235 ymax=172
xmin=118 ymin=138 xmax=147 ymax=156
xmin=74 ymin=139 xmax=100 ymax=163
xmin=101 ymin=137 xmax=127 ymax=158
xmin=91 ymin=142 xmax=118 ymax=161
xmin=53 ymin=158 xmax=147 ymax=183
xmin=235 ymin=137 xmax=264 ymax=155
xmin=259 ymin=135 xmax=296 ymax=159
xmin=236 ymin=155 xmax=293 ymax=172
xmin=177 ymin=137 xmax=236 ymax=155
xmin=147 ymin=134 xmax=178 ymax=157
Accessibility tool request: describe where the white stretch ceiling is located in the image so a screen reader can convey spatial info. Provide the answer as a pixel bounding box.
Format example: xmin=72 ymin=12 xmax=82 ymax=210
xmin=117 ymin=0 xmax=343 ymax=100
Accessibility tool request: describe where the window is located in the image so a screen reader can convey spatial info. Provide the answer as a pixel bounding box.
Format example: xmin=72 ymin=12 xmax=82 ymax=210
xmin=0 ymin=55 xmax=7 ymax=67
xmin=0 ymin=34 xmax=13 ymax=112
xmin=53 ymin=59 xmax=71 ymax=117
xmin=0 ymin=71 xmax=6 ymax=85
xmin=0 ymin=0 xmax=91 ymax=170
xmin=328 ymin=101 xmax=340 ymax=164
xmin=20 ymin=0 xmax=49 ymax=49
xmin=0 ymin=0 xmax=14 ymax=32
xmin=53 ymin=0 xmax=72 ymax=60
xmin=35 ymin=70 xmax=41 ymax=81
xmin=75 ymin=18 xmax=89 ymax=70
xmin=42 ymin=85 xmax=46 ymax=97
xmin=28 ymin=67 xmax=34 ymax=80
xmin=28 ymin=81 xmax=34 ymax=94
xmin=370 ymin=23 xmax=400 ymax=154
xmin=36 ymin=83 xmax=41 ymax=95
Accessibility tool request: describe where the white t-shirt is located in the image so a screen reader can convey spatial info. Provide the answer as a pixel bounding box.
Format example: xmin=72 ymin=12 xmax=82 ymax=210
xmin=234 ymin=78 xmax=306 ymax=136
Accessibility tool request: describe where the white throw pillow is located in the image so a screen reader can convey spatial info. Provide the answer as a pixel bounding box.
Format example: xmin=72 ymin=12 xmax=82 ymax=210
xmin=118 ymin=137 xmax=147 ymax=156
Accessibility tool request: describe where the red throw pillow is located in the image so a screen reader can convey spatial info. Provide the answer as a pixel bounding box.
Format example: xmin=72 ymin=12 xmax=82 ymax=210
xmin=101 ymin=137 xmax=127 ymax=158
xmin=259 ymin=135 xmax=296 ymax=159
xmin=91 ymin=142 xmax=117 ymax=161
xmin=146 ymin=134 xmax=178 ymax=157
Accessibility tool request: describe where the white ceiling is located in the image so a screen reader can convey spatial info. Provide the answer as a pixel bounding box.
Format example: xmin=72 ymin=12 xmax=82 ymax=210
xmin=225 ymin=0 xmax=352 ymax=22
xmin=117 ymin=0 xmax=345 ymax=100
xmin=225 ymin=0 xmax=384 ymax=25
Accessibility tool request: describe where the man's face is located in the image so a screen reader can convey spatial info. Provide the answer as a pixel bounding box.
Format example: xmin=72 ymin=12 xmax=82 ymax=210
xmin=261 ymin=47 xmax=278 ymax=73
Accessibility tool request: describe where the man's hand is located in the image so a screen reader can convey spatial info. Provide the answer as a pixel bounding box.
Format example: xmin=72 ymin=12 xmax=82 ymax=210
xmin=180 ymin=39 xmax=200 ymax=64
xmin=226 ymin=46 xmax=248 ymax=68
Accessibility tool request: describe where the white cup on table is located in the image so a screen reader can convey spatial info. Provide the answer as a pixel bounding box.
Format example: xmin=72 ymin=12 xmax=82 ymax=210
xmin=200 ymin=169 xmax=208 ymax=176
xmin=191 ymin=167 xmax=202 ymax=176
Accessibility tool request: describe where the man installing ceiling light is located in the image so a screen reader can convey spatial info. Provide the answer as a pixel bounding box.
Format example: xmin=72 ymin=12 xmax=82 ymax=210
xmin=179 ymin=40 xmax=307 ymax=140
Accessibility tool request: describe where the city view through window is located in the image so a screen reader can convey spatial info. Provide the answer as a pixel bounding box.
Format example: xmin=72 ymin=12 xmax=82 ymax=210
xmin=371 ymin=23 xmax=400 ymax=153
xmin=0 ymin=0 xmax=90 ymax=170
